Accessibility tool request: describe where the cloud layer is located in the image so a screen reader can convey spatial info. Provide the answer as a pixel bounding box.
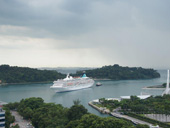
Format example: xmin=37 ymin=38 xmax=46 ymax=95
xmin=0 ymin=0 xmax=170 ymax=68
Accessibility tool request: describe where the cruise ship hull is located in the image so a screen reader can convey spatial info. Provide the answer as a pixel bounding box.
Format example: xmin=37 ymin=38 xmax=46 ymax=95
xmin=50 ymin=82 xmax=94 ymax=92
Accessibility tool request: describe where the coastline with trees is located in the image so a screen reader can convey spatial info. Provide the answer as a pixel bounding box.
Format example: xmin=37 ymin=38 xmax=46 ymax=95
xmin=0 ymin=64 xmax=160 ymax=85
xmin=0 ymin=65 xmax=65 ymax=85
xmin=74 ymin=64 xmax=160 ymax=80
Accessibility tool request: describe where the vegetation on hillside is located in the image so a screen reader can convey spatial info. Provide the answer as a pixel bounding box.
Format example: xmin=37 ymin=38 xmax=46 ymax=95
xmin=99 ymin=95 xmax=170 ymax=114
xmin=4 ymin=109 xmax=15 ymax=128
xmin=97 ymin=95 xmax=170 ymax=128
xmin=0 ymin=65 xmax=65 ymax=84
xmin=0 ymin=64 xmax=160 ymax=84
xmin=74 ymin=64 xmax=160 ymax=80
xmin=4 ymin=97 xmax=149 ymax=128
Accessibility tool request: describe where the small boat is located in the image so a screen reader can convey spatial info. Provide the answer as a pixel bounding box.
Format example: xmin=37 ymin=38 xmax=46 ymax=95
xmin=96 ymin=82 xmax=102 ymax=86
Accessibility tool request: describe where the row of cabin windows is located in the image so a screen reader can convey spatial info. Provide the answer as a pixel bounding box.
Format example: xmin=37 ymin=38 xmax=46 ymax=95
xmin=0 ymin=114 xmax=5 ymax=117
xmin=0 ymin=119 xmax=5 ymax=122
xmin=0 ymin=123 xmax=5 ymax=127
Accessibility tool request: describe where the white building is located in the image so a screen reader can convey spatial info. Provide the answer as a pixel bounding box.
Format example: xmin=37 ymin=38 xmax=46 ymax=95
xmin=149 ymin=124 xmax=159 ymax=128
xmin=120 ymin=95 xmax=151 ymax=100
xmin=0 ymin=106 xmax=5 ymax=128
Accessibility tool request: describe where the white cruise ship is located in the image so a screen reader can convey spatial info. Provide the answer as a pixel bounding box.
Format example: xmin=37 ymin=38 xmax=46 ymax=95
xmin=50 ymin=73 xmax=94 ymax=92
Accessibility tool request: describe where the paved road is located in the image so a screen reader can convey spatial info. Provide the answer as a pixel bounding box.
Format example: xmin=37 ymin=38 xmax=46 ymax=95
xmin=11 ymin=110 xmax=33 ymax=128
xmin=111 ymin=112 xmax=151 ymax=125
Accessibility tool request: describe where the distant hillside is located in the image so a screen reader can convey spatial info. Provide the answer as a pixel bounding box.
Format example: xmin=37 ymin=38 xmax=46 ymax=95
xmin=74 ymin=64 xmax=160 ymax=80
xmin=39 ymin=67 xmax=96 ymax=74
xmin=0 ymin=65 xmax=65 ymax=84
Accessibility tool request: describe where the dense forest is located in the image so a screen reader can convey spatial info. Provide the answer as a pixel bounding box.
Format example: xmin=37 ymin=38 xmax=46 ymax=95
xmin=74 ymin=64 xmax=160 ymax=80
xmin=0 ymin=64 xmax=160 ymax=84
xmin=4 ymin=97 xmax=149 ymax=128
xmin=0 ymin=65 xmax=65 ymax=84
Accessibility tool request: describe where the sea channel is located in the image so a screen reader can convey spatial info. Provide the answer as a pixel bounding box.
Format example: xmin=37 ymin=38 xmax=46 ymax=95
xmin=0 ymin=70 xmax=167 ymax=116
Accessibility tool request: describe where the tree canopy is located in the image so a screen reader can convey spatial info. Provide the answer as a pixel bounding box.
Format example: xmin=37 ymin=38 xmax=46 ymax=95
xmin=4 ymin=97 xmax=149 ymax=128
xmin=0 ymin=65 xmax=65 ymax=84
xmin=74 ymin=64 xmax=160 ymax=80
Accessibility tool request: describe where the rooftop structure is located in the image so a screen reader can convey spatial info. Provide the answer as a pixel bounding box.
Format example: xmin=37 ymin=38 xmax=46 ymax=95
xmin=120 ymin=95 xmax=151 ymax=100
xmin=149 ymin=124 xmax=159 ymax=128
xmin=92 ymin=98 xmax=121 ymax=104
xmin=92 ymin=95 xmax=150 ymax=104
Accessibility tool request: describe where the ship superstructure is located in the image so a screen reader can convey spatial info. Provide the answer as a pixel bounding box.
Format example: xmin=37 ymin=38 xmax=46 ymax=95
xmin=50 ymin=73 xmax=94 ymax=92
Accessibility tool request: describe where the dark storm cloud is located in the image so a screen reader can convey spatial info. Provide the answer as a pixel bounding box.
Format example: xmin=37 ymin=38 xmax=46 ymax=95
xmin=0 ymin=0 xmax=170 ymax=68
xmin=0 ymin=0 xmax=169 ymax=30
xmin=0 ymin=0 xmax=93 ymax=38
xmin=0 ymin=0 xmax=169 ymax=38
xmin=0 ymin=0 xmax=133 ymax=37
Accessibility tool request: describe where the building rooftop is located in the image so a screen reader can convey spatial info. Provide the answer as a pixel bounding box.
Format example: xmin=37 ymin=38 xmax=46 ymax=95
xmin=120 ymin=95 xmax=151 ymax=100
xmin=0 ymin=101 xmax=7 ymax=106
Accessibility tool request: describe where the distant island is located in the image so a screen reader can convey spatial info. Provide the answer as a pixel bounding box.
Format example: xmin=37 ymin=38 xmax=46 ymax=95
xmin=74 ymin=64 xmax=160 ymax=80
xmin=0 ymin=65 xmax=65 ymax=84
xmin=0 ymin=64 xmax=160 ymax=84
xmin=146 ymin=83 xmax=167 ymax=88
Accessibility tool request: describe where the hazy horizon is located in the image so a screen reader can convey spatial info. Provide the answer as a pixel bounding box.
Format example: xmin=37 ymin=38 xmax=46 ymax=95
xmin=1 ymin=63 xmax=168 ymax=70
xmin=0 ymin=0 xmax=170 ymax=69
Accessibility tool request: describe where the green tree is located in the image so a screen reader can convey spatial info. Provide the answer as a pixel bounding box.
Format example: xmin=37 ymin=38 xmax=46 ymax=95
xmin=74 ymin=65 xmax=160 ymax=80
xmin=5 ymin=110 xmax=15 ymax=128
xmin=31 ymin=103 xmax=68 ymax=128
xmin=67 ymin=114 xmax=135 ymax=128
xmin=0 ymin=65 xmax=65 ymax=84
xmin=73 ymin=99 xmax=81 ymax=105
xmin=136 ymin=124 xmax=149 ymax=128
xmin=67 ymin=105 xmax=88 ymax=121
xmin=23 ymin=107 xmax=33 ymax=119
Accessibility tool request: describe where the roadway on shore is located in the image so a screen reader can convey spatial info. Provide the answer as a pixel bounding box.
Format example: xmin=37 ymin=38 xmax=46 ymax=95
xmin=89 ymin=101 xmax=162 ymax=127
xmin=111 ymin=112 xmax=152 ymax=125
xmin=11 ymin=110 xmax=33 ymax=128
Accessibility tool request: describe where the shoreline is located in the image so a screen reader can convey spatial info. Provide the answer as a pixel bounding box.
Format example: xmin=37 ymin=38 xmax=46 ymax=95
xmin=0 ymin=81 xmax=53 ymax=86
xmin=0 ymin=77 xmax=160 ymax=85
xmin=147 ymin=85 xmax=165 ymax=88
xmin=93 ymin=77 xmax=160 ymax=81
xmin=142 ymin=84 xmax=165 ymax=90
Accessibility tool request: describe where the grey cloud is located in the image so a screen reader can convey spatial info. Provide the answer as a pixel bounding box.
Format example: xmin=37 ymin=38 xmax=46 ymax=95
xmin=1 ymin=0 xmax=169 ymax=39
xmin=0 ymin=0 xmax=134 ymax=37
xmin=0 ymin=0 xmax=170 ymax=68
xmin=60 ymin=0 xmax=92 ymax=14
xmin=132 ymin=0 xmax=170 ymax=31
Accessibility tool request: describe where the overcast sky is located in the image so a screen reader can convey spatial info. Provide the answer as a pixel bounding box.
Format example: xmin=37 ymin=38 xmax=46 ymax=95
xmin=0 ymin=0 xmax=170 ymax=68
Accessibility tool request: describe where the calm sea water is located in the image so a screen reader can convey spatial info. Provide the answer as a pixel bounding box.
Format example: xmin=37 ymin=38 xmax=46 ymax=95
xmin=0 ymin=70 xmax=167 ymax=116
